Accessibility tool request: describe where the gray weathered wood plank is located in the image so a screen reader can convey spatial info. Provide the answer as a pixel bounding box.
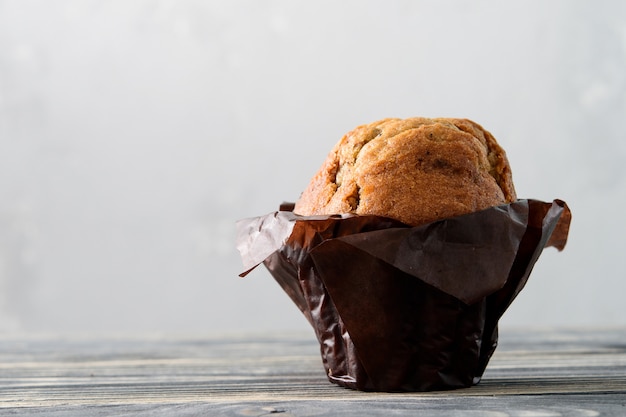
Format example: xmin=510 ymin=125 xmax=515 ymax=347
xmin=0 ymin=328 xmax=625 ymax=416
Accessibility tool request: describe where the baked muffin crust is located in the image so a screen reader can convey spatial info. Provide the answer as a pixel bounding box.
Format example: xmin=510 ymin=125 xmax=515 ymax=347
xmin=293 ymin=117 xmax=516 ymax=226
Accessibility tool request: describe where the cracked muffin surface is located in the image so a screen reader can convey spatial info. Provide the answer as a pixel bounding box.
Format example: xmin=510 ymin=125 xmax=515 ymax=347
xmin=293 ymin=117 xmax=516 ymax=226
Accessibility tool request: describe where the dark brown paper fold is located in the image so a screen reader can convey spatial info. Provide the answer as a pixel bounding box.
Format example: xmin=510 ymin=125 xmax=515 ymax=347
xmin=236 ymin=199 xmax=571 ymax=392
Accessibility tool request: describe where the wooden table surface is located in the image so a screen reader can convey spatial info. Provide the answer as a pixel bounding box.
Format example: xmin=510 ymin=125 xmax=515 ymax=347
xmin=1 ymin=327 xmax=625 ymax=416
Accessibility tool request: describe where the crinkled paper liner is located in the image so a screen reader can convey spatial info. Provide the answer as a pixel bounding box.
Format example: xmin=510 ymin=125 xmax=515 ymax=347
xmin=236 ymin=199 xmax=571 ymax=392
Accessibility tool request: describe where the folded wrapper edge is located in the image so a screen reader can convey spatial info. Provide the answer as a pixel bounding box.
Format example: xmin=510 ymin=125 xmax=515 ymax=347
xmin=236 ymin=199 xmax=571 ymax=300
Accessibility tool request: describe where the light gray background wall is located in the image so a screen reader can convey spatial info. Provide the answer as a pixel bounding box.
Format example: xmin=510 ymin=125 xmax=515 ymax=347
xmin=1 ymin=0 xmax=624 ymax=335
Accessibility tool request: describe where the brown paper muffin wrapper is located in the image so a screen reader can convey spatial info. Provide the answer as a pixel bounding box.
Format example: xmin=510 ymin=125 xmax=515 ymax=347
xmin=236 ymin=199 xmax=571 ymax=392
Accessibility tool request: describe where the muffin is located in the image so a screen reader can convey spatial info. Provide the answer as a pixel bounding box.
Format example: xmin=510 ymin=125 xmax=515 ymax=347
xmin=236 ymin=116 xmax=571 ymax=392
xmin=294 ymin=117 xmax=516 ymax=226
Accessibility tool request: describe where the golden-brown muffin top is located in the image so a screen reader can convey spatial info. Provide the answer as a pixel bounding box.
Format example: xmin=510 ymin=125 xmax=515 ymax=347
xmin=294 ymin=117 xmax=516 ymax=226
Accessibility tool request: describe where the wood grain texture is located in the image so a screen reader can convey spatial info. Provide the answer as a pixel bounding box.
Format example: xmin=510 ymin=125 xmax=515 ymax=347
xmin=0 ymin=328 xmax=625 ymax=416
